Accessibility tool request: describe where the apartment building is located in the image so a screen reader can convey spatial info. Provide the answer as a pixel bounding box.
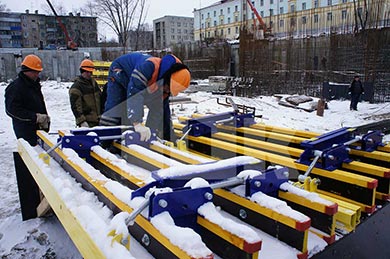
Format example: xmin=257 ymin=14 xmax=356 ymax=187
xmin=194 ymin=0 xmax=389 ymax=40
xmin=0 ymin=10 xmax=97 ymax=48
xmin=153 ymin=15 xmax=194 ymax=49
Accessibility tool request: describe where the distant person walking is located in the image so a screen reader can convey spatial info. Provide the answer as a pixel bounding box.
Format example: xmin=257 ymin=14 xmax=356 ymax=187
xmin=69 ymin=59 xmax=102 ymax=127
xmin=349 ymin=75 xmax=364 ymax=111
xmin=5 ymin=54 xmax=50 ymax=146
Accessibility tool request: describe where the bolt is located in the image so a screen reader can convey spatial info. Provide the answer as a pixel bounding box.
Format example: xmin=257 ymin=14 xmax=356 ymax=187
xmin=239 ymin=209 xmax=247 ymax=219
xmin=204 ymin=192 xmax=213 ymax=200
xmin=141 ymin=234 xmax=150 ymax=246
xmin=158 ymin=199 xmax=168 ymax=208
xmin=283 ymin=171 xmax=289 ymax=178
xmin=328 ymin=155 xmax=334 ymax=160
xmin=254 ymin=181 xmax=261 ymax=187
xmin=65 ymin=138 xmax=70 ymax=143
xmin=94 ymin=138 xmax=98 ymax=143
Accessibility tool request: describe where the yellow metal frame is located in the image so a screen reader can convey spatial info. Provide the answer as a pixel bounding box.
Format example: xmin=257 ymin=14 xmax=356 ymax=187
xmin=18 ymin=140 xmax=106 ymax=259
xmin=36 ymin=131 xmax=194 ymax=258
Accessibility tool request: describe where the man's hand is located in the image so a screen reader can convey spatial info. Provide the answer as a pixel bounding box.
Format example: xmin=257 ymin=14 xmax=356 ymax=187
xmin=134 ymin=123 xmax=151 ymax=141
xmin=36 ymin=113 xmax=50 ymax=131
xmin=80 ymin=121 xmax=89 ymax=127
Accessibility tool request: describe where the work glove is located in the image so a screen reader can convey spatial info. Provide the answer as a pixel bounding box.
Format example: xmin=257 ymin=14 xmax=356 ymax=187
xmin=36 ymin=113 xmax=50 ymax=131
xmin=134 ymin=123 xmax=151 ymax=142
xmin=80 ymin=121 xmax=89 ymax=127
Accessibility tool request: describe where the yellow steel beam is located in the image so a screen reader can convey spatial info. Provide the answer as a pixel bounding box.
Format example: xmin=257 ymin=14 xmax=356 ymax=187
xmin=37 ymin=131 xmax=196 ymax=258
xmin=212 ymin=131 xmax=390 ymax=180
xmin=197 ymin=216 xmax=260 ymax=257
xmin=18 ymin=140 xmax=106 ymax=259
xmin=113 ymin=142 xmax=171 ymax=169
xmin=92 ymin=60 xmax=111 ymax=67
xmin=318 ymin=194 xmax=361 ymax=233
xmin=149 ymin=144 xmax=209 ymax=164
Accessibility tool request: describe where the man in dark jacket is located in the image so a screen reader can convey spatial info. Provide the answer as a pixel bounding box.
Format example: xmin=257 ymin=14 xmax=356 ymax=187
xmin=69 ymin=59 xmax=102 ymax=127
xmin=5 ymin=54 xmax=50 ymax=146
xmin=349 ymin=75 xmax=364 ymax=111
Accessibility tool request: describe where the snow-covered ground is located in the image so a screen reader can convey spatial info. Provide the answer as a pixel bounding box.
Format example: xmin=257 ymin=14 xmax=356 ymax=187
xmin=0 ymin=80 xmax=389 ymax=259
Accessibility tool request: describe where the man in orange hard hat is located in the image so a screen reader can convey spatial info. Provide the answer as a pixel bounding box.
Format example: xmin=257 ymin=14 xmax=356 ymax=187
xmin=5 ymin=54 xmax=50 ymax=146
xmin=69 ymin=59 xmax=102 ymax=127
xmin=100 ymin=53 xmax=191 ymax=141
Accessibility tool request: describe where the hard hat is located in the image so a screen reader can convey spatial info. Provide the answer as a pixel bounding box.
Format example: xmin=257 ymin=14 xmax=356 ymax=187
xmin=21 ymin=54 xmax=43 ymax=72
xmin=170 ymin=68 xmax=191 ymax=96
xmin=80 ymin=59 xmax=95 ymax=72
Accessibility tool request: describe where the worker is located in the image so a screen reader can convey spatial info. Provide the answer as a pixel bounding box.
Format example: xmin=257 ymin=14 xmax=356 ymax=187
xmin=69 ymin=59 xmax=102 ymax=127
xmin=100 ymin=53 xmax=191 ymax=141
xmin=348 ymin=75 xmax=364 ymax=111
xmin=5 ymin=54 xmax=50 ymax=146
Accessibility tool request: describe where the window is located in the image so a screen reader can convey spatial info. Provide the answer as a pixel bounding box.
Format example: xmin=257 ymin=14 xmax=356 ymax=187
xmin=260 ymin=11 xmax=264 ymax=17
xmin=314 ymin=14 xmax=319 ymax=23
xmin=228 ymin=17 xmax=231 ymax=23
xmin=171 ymin=28 xmax=175 ymax=33
xmin=171 ymin=35 xmax=175 ymax=39
xmin=220 ymin=9 xmax=223 ymax=15
xmin=177 ymin=29 xmax=181 ymax=33
xmin=302 ymin=3 xmax=306 ymax=10
xmin=214 ymin=20 xmax=217 ymax=26
xmin=342 ymin=10 xmax=347 ymax=19
xmin=214 ymin=11 xmax=216 ymax=17
xmin=327 ymin=12 xmax=332 ymax=21
xmin=228 ymin=7 xmax=230 ymax=14
xmin=184 ymin=29 xmax=188 ymax=33
xmin=342 ymin=0 xmax=347 ymax=3
xmin=228 ymin=28 xmax=231 ymax=34
xmin=177 ymin=22 xmax=181 ymax=27
xmin=260 ymin=0 xmax=264 ymax=6
xmin=201 ymin=14 xmax=204 ymax=20
xmin=270 ymin=9 xmax=274 ymax=16
xmin=314 ymin=1 xmax=318 ymax=8
xmin=328 ymin=0 xmax=332 ymax=6
xmin=184 ymin=23 xmax=188 ymax=27
xmin=280 ymin=7 xmax=284 ymax=14
xmin=235 ymin=5 xmax=238 ymax=12
xmin=208 ymin=31 xmax=210 ymax=37
xmin=291 ymin=4 xmax=295 ymax=12
xmin=235 ymin=26 xmax=239 ymax=33
xmin=220 ymin=29 xmax=223 ymax=35
xmin=302 ymin=16 xmax=307 ymax=24
xmin=235 ymin=16 xmax=238 ymax=22
xmin=207 ymin=12 xmax=210 ymax=18
xmin=279 ymin=19 xmax=284 ymax=27
xmin=201 ymin=23 xmax=204 ymax=28
xmin=220 ymin=18 xmax=224 ymax=25
xmin=270 ymin=0 xmax=274 ymax=4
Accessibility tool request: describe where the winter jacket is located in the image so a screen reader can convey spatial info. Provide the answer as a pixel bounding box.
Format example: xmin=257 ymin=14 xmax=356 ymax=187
xmin=5 ymin=72 xmax=48 ymax=146
xmin=349 ymin=80 xmax=364 ymax=96
xmin=69 ymin=76 xmax=102 ymax=127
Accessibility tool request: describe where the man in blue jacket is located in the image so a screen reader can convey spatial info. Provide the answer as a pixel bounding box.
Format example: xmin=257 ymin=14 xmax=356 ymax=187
xmin=5 ymin=55 xmax=50 ymax=146
xmin=100 ymin=53 xmax=191 ymax=141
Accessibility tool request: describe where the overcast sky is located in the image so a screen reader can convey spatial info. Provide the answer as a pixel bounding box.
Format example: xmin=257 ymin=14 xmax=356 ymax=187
xmin=4 ymin=0 xmax=218 ymax=23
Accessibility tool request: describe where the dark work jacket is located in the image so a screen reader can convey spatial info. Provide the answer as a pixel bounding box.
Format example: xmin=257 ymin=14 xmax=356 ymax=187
xmin=349 ymin=80 xmax=364 ymax=96
xmin=69 ymin=76 xmax=102 ymax=127
xmin=5 ymin=72 xmax=48 ymax=146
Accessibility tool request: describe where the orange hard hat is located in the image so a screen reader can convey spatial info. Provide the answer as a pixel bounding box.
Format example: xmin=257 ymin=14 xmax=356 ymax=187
xmin=80 ymin=59 xmax=95 ymax=72
xmin=170 ymin=69 xmax=191 ymax=96
xmin=21 ymin=54 xmax=43 ymax=72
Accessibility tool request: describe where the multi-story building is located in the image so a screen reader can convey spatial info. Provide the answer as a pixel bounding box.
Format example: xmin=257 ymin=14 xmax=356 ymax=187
xmin=126 ymin=29 xmax=153 ymax=51
xmin=0 ymin=12 xmax=22 ymax=47
xmin=153 ymin=15 xmax=194 ymax=49
xmin=194 ymin=0 xmax=389 ymax=40
xmin=0 ymin=10 xmax=98 ymax=48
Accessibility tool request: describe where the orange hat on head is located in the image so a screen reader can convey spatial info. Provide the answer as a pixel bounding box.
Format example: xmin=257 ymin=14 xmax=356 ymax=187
xmin=21 ymin=54 xmax=43 ymax=72
xmin=170 ymin=68 xmax=191 ymax=96
xmin=80 ymin=59 xmax=95 ymax=72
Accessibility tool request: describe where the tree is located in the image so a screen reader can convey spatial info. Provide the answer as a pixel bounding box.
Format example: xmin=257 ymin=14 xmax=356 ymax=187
xmin=0 ymin=1 xmax=9 ymax=12
xmin=88 ymin=0 xmax=149 ymax=51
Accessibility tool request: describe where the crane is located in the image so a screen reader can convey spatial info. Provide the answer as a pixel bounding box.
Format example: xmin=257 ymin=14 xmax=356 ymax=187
xmin=46 ymin=0 xmax=78 ymax=50
xmin=245 ymin=0 xmax=272 ymax=36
